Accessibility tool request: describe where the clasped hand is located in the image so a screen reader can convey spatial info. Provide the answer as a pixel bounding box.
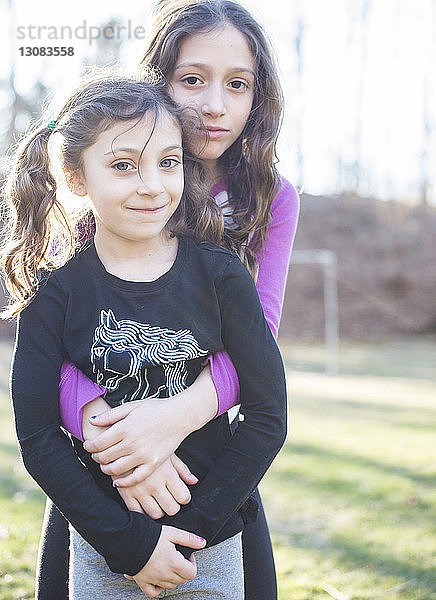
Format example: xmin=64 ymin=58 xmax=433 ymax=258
xmin=83 ymin=397 xmax=197 ymax=518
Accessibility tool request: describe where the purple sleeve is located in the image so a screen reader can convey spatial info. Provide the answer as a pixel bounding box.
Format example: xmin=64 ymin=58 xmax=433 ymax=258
xmin=210 ymin=176 xmax=300 ymax=416
xmin=59 ymin=362 xmax=106 ymax=441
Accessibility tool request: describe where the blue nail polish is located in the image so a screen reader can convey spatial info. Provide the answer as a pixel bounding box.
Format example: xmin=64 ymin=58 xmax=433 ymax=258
xmin=90 ymin=415 xmax=97 ymax=419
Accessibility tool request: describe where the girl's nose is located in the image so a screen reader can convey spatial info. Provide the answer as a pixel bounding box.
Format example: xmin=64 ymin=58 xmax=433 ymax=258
xmin=136 ymin=173 xmax=165 ymax=197
xmin=201 ymin=84 xmax=226 ymax=118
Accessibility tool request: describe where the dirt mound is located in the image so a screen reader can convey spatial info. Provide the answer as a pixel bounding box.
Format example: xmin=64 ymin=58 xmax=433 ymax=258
xmin=281 ymin=194 xmax=436 ymax=340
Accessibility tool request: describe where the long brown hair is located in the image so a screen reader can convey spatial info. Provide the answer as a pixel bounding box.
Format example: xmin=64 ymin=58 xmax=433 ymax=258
xmin=1 ymin=72 xmax=223 ymax=316
xmin=140 ymin=0 xmax=284 ymax=273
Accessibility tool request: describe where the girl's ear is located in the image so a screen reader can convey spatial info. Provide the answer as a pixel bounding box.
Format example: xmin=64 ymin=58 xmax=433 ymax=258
xmin=63 ymin=167 xmax=87 ymax=197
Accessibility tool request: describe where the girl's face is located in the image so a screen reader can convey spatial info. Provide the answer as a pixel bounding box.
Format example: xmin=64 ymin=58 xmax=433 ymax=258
xmin=73 ymin=110 xmax=184 ymax=249
xmin=169 ymin=24 xmax=255 ymax=174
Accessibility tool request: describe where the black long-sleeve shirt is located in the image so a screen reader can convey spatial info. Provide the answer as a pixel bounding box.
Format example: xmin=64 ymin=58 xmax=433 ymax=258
xmin=11 ymin=235 xmax=287 ymax=575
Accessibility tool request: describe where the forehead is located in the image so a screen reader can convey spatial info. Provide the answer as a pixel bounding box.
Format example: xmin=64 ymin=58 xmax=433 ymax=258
xmin=175 ymin=23 xmax=256 ymax=74
xmin=92 ymin=110 xmax=182 ymax=152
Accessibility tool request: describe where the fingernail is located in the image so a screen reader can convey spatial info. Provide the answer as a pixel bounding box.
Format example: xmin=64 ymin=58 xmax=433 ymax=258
xmin=199 ymin=537 xmax=206 ymax=543
xmin=113 ymin=482 xmax=118 ymax=488
xmin=90 ymin=415 xmax=97 ymax=419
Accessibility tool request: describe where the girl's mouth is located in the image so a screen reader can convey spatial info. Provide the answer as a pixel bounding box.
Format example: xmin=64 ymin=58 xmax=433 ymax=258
xmin=198 ymin=126 xmax=230 ymax=139
xmin=127 ymin=204 xmax=167 ymax=214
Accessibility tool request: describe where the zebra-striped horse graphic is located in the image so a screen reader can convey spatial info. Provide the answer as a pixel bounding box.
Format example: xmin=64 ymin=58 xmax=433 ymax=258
xmin=91 ymin=309 xmax=209 ymax=404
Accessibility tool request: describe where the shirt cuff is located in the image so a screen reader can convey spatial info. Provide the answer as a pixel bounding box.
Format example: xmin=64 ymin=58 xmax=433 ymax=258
xmin=208 ymin=351 xmax=240 ymax=417
xmin=59 ymin=362 xmax=107 ymax=441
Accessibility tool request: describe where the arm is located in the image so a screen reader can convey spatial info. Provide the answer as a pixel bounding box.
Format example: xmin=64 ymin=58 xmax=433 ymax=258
xmin=208 ymin=176 xmax=300 ymax=413
xmin=81 ymin=363 xmax=218 ymax=484
xmin=165 ymin=256 xmax=288 ymax=551
xmin=11 ymin=274 xmax=162 ymax=576
xmin=59 ymin=361 xmax=216 ymax=444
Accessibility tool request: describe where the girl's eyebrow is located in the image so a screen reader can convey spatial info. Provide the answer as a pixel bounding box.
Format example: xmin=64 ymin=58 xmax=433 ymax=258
xmin=104 ymin=145 xmax=183 ymax=156
xmin=174 ymin=61 xmax=255 ymax=77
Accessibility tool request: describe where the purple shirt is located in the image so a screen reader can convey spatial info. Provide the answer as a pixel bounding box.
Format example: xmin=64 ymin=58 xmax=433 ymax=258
xmin=59 ymin=176 xmax=299 ymax=439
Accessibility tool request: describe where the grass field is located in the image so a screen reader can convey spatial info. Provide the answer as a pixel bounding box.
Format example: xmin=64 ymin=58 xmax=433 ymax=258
xmin=0 ymin=337 xmax=435 ymax=600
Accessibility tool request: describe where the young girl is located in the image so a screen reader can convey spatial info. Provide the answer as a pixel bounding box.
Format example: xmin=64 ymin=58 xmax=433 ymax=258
xmin=37 ymin=1 xmax=300 ymax=598
xmin=4 ymin=73 xmax=287 ymax=598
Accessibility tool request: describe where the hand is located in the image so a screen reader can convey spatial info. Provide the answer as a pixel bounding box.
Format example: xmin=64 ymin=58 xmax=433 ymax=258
xmin=83 ymin=398 xmax=188 ymax=479
xmin=114 ymin=454 xmax=198 ymax=519
xmin=83 ymin=366 xmax=218 ymax=480
xmin=128 ymin=525 xmax=206 ymax=597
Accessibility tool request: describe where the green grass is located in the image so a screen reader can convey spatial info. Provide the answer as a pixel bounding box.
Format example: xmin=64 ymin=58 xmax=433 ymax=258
xmin=265 ymin=337 xmax=436 ymax=599
xmin=0 ymin=341 xmax=45 ymax=600
xmin=0 ymin=337 xmax=435 ymax=599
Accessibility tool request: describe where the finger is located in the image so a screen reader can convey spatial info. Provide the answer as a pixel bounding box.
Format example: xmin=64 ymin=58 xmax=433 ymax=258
xmin=121 ymin=496 xmax=144 ymax=514
xmin=111 ymin=469 xmax=139 ymax=487
xmin=177 ymin=554 xmax=197 ymax=581
xmin=156 ymin=580 xmax=179 ymax=590
xmin=139 ymin=496 xmax=165 ymax=520
xmin=113 ymin=464 xmax=155 ymax=487
xmin=89 ymin=401 xmax=140 ymax=427
xmin=155 ymin=570 xmax=190 ymax=588
xmin=140 ymin=583 xmax=162 ymax=598
xmin=171 ymin=454 xmax=198 ymax=486
xmin=83 ymin=426 xmax=124 ymax=453
xmin=165 ymin=472 xmax=191 ymax=506
xmin=189 ymin=554 xmax=197 ymax=568
xmin=152 ymin=487 xmax=181 ymax=517
xmin=168 ymin=527 xmax=206 ymax=550
xmin=173 ymin=553 xmax=197 ymax=581
xmin=182 ymin=554 xmax=197 ymax=580
xmin=99 ymin=456 xmax=139 ymax=477
xmin=91 ymin=441 xmax=132 ymax=466
xmin=91 ymin=440 xmax=141 ymax=473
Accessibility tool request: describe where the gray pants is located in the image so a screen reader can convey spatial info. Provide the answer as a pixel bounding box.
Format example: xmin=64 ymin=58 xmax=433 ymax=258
xmin=69 ymin=527 xmax=244 ymax=599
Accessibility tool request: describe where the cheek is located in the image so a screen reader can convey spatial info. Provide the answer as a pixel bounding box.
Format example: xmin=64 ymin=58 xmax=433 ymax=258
xmin=168 ymin=173 xmax=184 ymax=201
xmin=242 ymin=95 xmax=255 ymax=124
xmin=168 ymin=84 xmax=204 ymax=114
xmin=167 ymin=83 xmax=188 ymax=107
xmin=234 ymin=106 xmax=253 ymax=136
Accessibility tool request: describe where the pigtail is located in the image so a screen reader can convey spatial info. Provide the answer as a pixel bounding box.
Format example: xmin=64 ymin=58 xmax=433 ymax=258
xmin=1 ymin=122 xmax=74 ymax=317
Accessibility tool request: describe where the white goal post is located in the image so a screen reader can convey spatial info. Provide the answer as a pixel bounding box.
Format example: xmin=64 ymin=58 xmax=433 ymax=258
xmin=290 ymin=250 xmax=339 ymax=374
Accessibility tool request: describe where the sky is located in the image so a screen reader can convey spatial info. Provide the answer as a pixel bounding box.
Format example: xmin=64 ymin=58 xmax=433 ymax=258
xmin=2 ymin=0 xmax=436 ymax=204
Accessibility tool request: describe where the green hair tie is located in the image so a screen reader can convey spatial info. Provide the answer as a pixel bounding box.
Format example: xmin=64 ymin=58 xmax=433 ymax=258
xmin=47 ymin=120 xmax=56 ymax=132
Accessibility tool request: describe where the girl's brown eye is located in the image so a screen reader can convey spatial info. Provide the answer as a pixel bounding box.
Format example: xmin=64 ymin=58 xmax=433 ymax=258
xmin=184 ymin=76 xmax=200 ymax=85
xmin=230 ymin=80 xmax=247 ymax=90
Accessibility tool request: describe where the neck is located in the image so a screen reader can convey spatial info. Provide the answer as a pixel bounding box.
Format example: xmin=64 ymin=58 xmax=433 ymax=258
xmin=93 ymin=229 xmax=179 ymax=282
xmin=202 ymin=158 xmax=223 ymax=185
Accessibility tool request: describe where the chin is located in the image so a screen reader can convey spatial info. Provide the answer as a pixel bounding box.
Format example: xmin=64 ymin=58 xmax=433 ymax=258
xmin=199 ymin=149 xmax=228 ymax=163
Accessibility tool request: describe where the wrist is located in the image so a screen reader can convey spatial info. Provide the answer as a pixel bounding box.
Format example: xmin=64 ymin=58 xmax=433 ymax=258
xmin=170 ymin=366 xmax=218 ymax=436
xmin=82 ymin=396 xmax=110 ymax=441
